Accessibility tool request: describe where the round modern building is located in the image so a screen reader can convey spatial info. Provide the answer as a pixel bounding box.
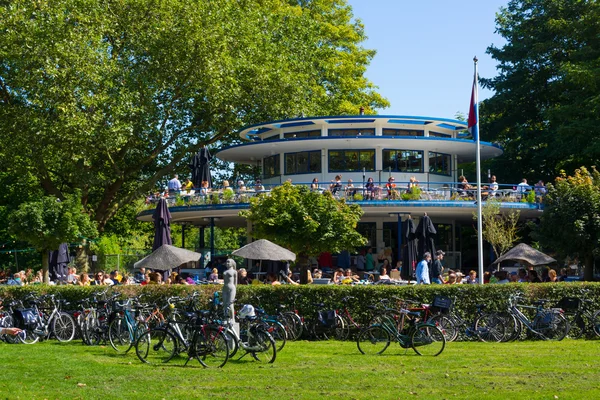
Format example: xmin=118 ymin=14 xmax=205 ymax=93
xmin=138 ymin=115 xmax=542 ymax=270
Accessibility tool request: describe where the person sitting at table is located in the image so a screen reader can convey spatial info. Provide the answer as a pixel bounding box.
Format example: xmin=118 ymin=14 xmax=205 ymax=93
xmin=379 ymin=267 xmax=390 ymax=280
xmin=236 ymin=180 xmax=246 ymax=193
xmin=457 ymin=175 xmax=473 ymax=196
xmin=332 ymin=268 xmax=345 ymax=284
xmin=310 ymin=177 xmax=320 ymax=191
xmin=254 ymin=179 xmax=265 ymax=191
xmin=407 ymin=176 xmax=419 ymax=192
xmin=222 ymin=180 xmax=234 ymax=193
xmin=481 ymin=175 xmax=499 ymax=198
xmin=343 ymin=268 xmax=360 ymax=282
xmin=345 ymin=179 xmax=356 ymax=197
xmin=199 ymin=180 xmax=210 ymax=196
xmin=184 ymin=178 xmax=194 ymax=191
xmin=385 ymin=176 xmax=397 ymax=199
xmin=365 ymin=177 xmax=377 ymax=200
xmin=534 ymin=180 xmax=547 ymax=196
xmin=330 ymin=175 xmax=342 ymax=195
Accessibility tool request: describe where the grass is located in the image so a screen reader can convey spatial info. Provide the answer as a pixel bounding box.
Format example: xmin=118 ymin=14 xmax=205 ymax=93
xmin=1 ymin=338 xmax=599 ymax=399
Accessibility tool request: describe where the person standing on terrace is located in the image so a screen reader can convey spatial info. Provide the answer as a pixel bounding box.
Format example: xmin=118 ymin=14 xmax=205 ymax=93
xmin=168 ymin=174 xmax=182 ymax=193
xmin=416 ymin=252 xmax=431 ymax=284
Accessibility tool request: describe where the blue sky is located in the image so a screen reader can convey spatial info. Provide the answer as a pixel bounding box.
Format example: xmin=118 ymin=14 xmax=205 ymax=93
xmin=347 ymin=0 xmax=509 ymax=119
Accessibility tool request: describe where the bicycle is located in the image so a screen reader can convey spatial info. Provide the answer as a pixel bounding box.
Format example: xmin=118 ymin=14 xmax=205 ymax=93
xmin=554 ymin=290 xmax=598 ymax=339
xmin=306 ymin=302 xmax=345 ymax=340
xmin=13 ymin=294 xmax=76 ymax=344
xmin=427 ymin=296 xmax=505 ymax=342
xmin=357 ymin=306 xmax=446 ymax=356
xmin=108 ymin=296 xmax=150 ymax=353
xmin=506 ymin=294 xmax=569 ymax=341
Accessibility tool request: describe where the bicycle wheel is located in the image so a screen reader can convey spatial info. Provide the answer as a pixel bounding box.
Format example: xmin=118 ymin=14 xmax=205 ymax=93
xmin=411 ymin=324 xmax=446 ymax=356
xmin=266 ymin=321 xmax=287 ymax=352
xmin=592 ymin=310 xmax=600 ymax=337
xmin=540 ymin=313 xmax=569 ymax=341
xmin=83 ymin=313 xmax=101 ymax=346
xmin=135 ymin=328 xmax=178 ymax=364
xmin=336 ymin=315 xmax=351 ymax=341
xmin=249 ymin=326 xmax=276 ymax=364
xmin=428 ymin=314 xmax=457 ymax=342
xmin=356 ymin=325 xmax=390 ymax=355
xmin=109 ymin=317 xmax=134 ymax=353
xmin=52 ymin=312 xmax=76 ymax=343
xmin=474 ymin=313 xmax=506 ymax=342
xmin=281 ymin=312 xmax=303 ymax=341
xmin=498 ymin=312 xmax=520 ymax=342
xmin=332 ymin=314 xmax=347 ymax=341
xmin=565 ymin=313 xmax=586 ymax=339
xmin=195 ymin=326 xmax=229 ymax=368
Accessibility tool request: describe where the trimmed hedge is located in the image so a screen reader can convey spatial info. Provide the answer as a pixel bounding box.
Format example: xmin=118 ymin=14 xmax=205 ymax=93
xmin=3 ymin=282 xmax=600 ymax=326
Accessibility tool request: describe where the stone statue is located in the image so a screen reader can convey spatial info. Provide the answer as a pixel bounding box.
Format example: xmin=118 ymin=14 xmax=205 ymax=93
xmin=222 ymin=257 xmax=237 ymax=324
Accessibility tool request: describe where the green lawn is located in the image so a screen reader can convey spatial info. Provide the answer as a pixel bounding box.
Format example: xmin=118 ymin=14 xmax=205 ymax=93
xmin=0 ymin=339 xmax=598 ymax=399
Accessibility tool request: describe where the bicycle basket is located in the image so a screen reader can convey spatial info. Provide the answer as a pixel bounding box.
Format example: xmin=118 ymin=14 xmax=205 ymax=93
xmin=317 ymin=310 xmax=338 ymax=327
xmin=555 ymin=297 xmax=580 ymax=311
xmin=13 ymin=308 xmax=38 ymax=330
xmin=431 ymin=295 xmax=453 ymax=314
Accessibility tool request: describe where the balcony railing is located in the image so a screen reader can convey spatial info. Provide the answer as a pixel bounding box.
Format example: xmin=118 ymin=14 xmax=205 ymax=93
xmin=143 ymin=180 xmax=546 ymax=210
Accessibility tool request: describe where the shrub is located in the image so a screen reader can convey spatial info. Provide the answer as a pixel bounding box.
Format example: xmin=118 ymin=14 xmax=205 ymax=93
xmin=3 ymin=282 xmax=600 ymax=328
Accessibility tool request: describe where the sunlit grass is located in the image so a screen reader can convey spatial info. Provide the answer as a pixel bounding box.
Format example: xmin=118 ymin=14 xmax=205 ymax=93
xmin=0 ymin=339 xmax=598 ymax=399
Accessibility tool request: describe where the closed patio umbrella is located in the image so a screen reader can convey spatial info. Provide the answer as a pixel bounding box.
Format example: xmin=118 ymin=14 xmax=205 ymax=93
xmin=189 ymin=146 xmax=212 ymax=188
xmin=416 ymin=214 xmax=437 ymax=260
xmin=402 ymin=218 xmax=418 ymax=280
xmin=48 ymin=243 xmax=70 ymax=283
xmin=152 ymin=198 xmax=172 ymax=251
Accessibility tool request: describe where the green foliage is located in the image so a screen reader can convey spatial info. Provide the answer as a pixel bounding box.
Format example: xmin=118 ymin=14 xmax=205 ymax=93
xmin=475 ymin=200 xmax=520 ymax=259
xmin=3 ymin=282 xmax=600 ymax=329
xmin=0 ymin=0 xmax=388 ymax=234
xmin=8 ymin=191 xmax=97 ymax=253
xmin=521 ymin=190 xmax=536 ymax=204
xmin=352 ymin=193 xmax=364 ymax=201
xmin=534 ymin=167 xmax=600 ymax=280
xmin=481 ymin=0 xmax=600 ymax=182
xmin=400 ymin=186 xmax=421 ymax=201
xmin=240 ymin=182 xmax=366 ymax=257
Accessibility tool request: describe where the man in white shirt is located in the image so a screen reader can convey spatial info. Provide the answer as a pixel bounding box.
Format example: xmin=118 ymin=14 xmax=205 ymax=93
xmin=168 ymin=174 xmax=182 ymax=193
xmin=488 ymin=175 xmax=499 ymax=197
xmin=415 ymin=252 xmax=431 ymax=284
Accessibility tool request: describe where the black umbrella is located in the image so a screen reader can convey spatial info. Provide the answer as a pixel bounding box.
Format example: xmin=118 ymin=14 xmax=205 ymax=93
xmin=152 ymin=198 xmax=172 ymax=251
xmin=189 ymin=146 xmax=212 ymax=188
xmin=402 ymin=218 xmax=418 ymax=280
xmin=48 ymin=243 xmax=70 ymax=283
xmin=416 ymin=214 xmax=437 ymax=260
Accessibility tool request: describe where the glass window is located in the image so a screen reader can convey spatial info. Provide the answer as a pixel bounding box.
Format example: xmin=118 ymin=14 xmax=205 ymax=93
xmin=263 ymin=155 xmax=280 ymax=178
xmin=382 ymin=128 xmax=424 ymax=137
xmin=263 ymin=134 xmax=280 ymax=141
xmin=429 ymin=131 xmax=451 ymax=138
xmin=283 ymin=130 xmax=321 ymax=138
xmin=284 ymin=151 xmax=321 ymax=175
xmin=328 ymin=150 xmax=375 ymax=172
xmin=328 ymin=128 xmax=375 ymax=137
xmin=382 ymin=150 xmax=423 ymax=172
xmin=428 ymin=152 xmax=451 ymax=176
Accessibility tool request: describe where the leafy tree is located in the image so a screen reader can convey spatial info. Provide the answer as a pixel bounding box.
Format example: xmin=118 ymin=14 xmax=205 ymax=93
xmin=240 ymin=182 xmax=366 ymax=283
xmin=481 ymin=0 xmax=600 ymax=182
xmin=474 ymin=200 xmax=521 ymax=260
xmin=534 ymin=167 xmax=600 ymax=281
xmin=8 ymin=192 xmax=97 ymax=282
xmin=0 ymin=0 xmax=388 ymax=233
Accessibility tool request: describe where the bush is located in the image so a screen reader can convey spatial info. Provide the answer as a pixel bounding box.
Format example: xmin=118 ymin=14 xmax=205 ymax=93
xmin=3 ymin=282 xmax=600 ymax=327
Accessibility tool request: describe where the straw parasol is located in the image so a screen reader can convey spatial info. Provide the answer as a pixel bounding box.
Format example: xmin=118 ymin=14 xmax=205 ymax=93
xmin=232 ymin=239 xmax=296 ymax=262
xmin=134 ymin=244 xmax=201 ymax=271
xmin=492 ymin=243 xmax=556 ymax=267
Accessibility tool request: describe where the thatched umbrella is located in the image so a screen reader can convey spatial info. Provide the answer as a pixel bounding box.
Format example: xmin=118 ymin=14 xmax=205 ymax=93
xmin=134 ymin=244 xmax=201 ymax=271
xmin=232 ymin=239 xmax=296 ymax=275
xmin=492 ymin=243 xmax=556 ymax=267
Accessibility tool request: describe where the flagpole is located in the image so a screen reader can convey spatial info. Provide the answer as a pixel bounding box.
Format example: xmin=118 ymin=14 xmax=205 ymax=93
xmin=473 ymin=56 xmax=484 ymax=284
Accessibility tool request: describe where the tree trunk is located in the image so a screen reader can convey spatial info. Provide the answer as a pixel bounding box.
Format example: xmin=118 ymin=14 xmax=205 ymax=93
xmin=583 ymin=253 xmax=594 ymax=281
xmin=75 ymin=240 xmax=90 ymax=272
xmin=298 ymin=254 xmax=310 ymax=284
xmin=42 ymin=251 xmax=49 ymax=284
